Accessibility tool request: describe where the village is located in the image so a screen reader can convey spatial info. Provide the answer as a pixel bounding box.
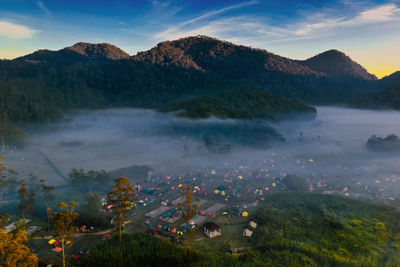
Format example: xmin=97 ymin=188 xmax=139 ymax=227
xmin=3 ymin=145 xmax=400 ymax=266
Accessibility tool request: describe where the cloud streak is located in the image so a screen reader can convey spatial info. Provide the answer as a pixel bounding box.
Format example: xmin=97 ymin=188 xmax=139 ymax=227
xmin=37 ymin=1 xmax=52 ymax=17
xmin=154 ymin=0 xmax=258 ymax=41
xmin=0 ymin=21 xmax=37 ymax=39
xmin=154 ymin=2 xmax=400 ymax=46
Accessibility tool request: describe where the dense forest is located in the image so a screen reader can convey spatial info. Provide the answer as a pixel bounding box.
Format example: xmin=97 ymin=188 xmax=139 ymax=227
xmin=78 ymin=193 xmax=400 ymax=267
xmin=0 ymin=35 xmax=397 ymax=127
xmin=162 ymin=89 xmax=316 ymax=119
xmin=362 ymin=82 xmax=400 ymax=110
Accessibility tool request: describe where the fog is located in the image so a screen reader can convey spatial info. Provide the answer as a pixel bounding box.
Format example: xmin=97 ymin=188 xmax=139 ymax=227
xmin=3 ymin=106 xmax=400 ymax=203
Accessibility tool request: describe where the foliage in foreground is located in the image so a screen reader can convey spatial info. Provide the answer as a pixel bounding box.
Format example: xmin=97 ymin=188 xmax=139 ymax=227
xmin=0 ymin=228 xmax=38 ymax=267
xmin=252 ymin=193 xmax=400 ymax=266
xmin=163 ymin=89 xmax=316 ymax=120
xmin=77 ymin=232 xmax=255 ymax=267
xmin=79 ymin=193 xmax=400 ymax=267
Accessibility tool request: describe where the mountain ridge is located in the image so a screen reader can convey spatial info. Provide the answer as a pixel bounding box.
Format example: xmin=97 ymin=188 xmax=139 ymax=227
xmin=14 ymin=36 xmax=379 ymax=80
xmin=0 ymin=35 xmax=395 ymax=125
xmin=297 ymin=49 xmax=377 ymax=80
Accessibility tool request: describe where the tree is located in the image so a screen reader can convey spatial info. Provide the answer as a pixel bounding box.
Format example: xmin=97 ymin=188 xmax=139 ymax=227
xmin=0 ymin=156 xmax=6 ymax=189
xmin=17 ymin=179 xmax=35 ymax=223
xmin=0 ymin=227 xmax=39 ymax=267
xmin=0 ymin=214 xmax=8 ymax=230
xmin=107 ymin=177 xmax=137 ymax=241
xmin=0 ymin=156 xmax=8 ymax=227
xmin=80 ymin=191 xmax=108 ymax=227
xmin=177 ymin=184 xmax=199 ymax=248
xmin=40 ymin=179 xmax=55 ymax=231
xmin=50 ymin=201 xmax=79 ymax=267
xmin=68 ymin=168 xmax=110 ymax=192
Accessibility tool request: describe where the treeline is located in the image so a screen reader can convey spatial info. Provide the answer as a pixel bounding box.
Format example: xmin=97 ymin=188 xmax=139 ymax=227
xmin=252 ymin=193 xmax=400 ymax=266
xmin=162 ymin=89 xmax=316 ymax=119
xmin=78 ymin=232 xmax=258 ymax=267
xmin=360 ymin=82 xmax=400 ymax=110
xmin=0 ymin=36 xmax=390 ymax=126
xmin=77 ymin=192 xmax=400 ymax=267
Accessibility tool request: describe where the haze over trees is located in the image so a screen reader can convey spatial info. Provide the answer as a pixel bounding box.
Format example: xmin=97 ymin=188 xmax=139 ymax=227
xmin=50 ymin=201 xmax=79 ymax=267
xmin=0 ymin=35 xmax=397 ymax=127
xmin=107 ymin=177 xmax=137 ymax=241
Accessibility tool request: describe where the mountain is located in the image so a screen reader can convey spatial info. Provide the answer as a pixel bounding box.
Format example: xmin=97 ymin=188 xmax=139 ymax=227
xmin=134 ymin=35 xmax=324 ymax=77
xmin=365 ymin=82 xmax=400 ymax=110
xmin=378 ymin=71 xmax=400 ymax=88
xmin=298 ymin=49 xmax=377 ymax=80
xmin=0 ymin=35 xmax=393 ymax=125
xmin=16 ymin=42 xmax=130 ymax=64
xmin=162 ymin=89 xmax=316 ymax=120
xmin=65 ymin=42 xmax=131 ymax=60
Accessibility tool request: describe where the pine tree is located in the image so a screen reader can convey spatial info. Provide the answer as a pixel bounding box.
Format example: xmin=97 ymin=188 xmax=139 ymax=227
xmin=177 ymin=184 xmax=199 ymax=248
xmin=17 ymin=179 xmax=35 ymax=224
xmin=0 ymin=227 xmax=39 ymax=267
xmin=50 ymin=201 xmax=79 ymax=267
xmin=107 ymin=177 xmax=137 ymax=241
xmin=40 ymin=179 xmax=55 ymax=232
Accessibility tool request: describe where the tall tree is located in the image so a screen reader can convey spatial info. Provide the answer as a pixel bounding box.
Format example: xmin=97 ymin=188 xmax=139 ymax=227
xmin=0 ymin=227 xmax=38 ymax=267
xmin=177 ymin=184 xmax=199 ymax=248
xmin=40 ymin=179 xmax=55 ymax=231
xmin=0 ymin=214 xmax=8 ymax=230
xmin=0 ymin=156 xmax=8 ymax=226
xmin=50 ymin=201 xmax=79 ymax=267
xmin=17 ymin=179 xmax=35 ymax=223
xmin=107 ymin=177 xmax=137 ymax=241
xmin=0 ymin=156 xmax=6 ymax=189
xmin=80 ymin=191 xmax=108 ymax=227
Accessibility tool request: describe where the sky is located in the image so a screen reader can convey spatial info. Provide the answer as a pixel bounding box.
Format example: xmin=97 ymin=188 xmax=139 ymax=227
xmin=0 ymin=0 xmax=399 ymax=78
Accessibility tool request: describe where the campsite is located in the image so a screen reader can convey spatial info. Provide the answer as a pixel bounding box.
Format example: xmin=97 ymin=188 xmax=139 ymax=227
xmin=2 ymin=106 xmax=400 ymax=266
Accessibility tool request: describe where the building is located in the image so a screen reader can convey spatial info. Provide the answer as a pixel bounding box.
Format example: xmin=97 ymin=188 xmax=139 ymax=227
xmin=242 ymin=226 xmax=254 ymax=237
xmin=249 ymin=218 xmax=257 ymax=229
xmin=243 ymin=218 xmax=258 ymax=237
xmin=203 ymin=222 xmax=221 ymax=238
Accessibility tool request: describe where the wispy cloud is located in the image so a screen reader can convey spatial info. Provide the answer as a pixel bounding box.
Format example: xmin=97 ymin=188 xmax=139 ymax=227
xmin=153 ymin=2 xmax=400 ymax=47
xmin=0 ymin=21 xmax=37 ymax=39
xmin=358 ymin=4 xmax=399 ymax=21
xmin=296 ymin=4 xmax=400 ymax=36
xmin=37 ymin=1 xmax=52 ymax=17
xmin=154 ymin=0 xmax=258 ymax=41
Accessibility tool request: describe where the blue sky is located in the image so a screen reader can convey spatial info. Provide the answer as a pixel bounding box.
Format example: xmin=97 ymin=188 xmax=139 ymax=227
xmin=0 ymin=0 xmax=399 ymax=77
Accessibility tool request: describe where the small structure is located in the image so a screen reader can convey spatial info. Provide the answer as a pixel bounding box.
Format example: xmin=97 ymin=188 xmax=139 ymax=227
xmin=242 ymin=226 xmax=254 ymax=237
xmin=242 ymin=218 xmax=258 ymax=237
xmin=249 ymin=218 xmax=257 ymax=229
xmin=203 ymin=222 xmax=221 ymax=238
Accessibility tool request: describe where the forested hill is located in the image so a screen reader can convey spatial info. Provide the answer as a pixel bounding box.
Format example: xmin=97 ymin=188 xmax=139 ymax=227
xmin=162 ymin=89 xmax=316 ymax=119
xmin=296 ymin=49 xmax=377 ymax=80
xmin=0 ymin=35 xmax=396 ymax=124
xmin=362 ymin=82 xmax=400 ymax=110
xmin=134 ymin=36 xmax=324 ymax=76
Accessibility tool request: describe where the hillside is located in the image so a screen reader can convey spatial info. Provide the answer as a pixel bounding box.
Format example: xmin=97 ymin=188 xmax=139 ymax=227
xmin=135 ymin=36 xmax=323 ymax=77
xmin=363 ymin=82 xmax=400 ymax=110
xmin=0 ymin=36 xmax=393 ymax=125
xmin=298 ymin=50 xmax=377 ymax=80
xmin=66 ymin=42 xmax=130 ymax=60
xmin=78 ymin=193 xmax=400 ymax=267
xmin=162 ymin=89 xmax=316 ymax=119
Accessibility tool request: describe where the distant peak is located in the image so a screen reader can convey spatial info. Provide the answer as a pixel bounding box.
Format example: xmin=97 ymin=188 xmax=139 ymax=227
xmin=299 ymin=49 xmax=377 ymax=80
xmin=65 ymin=42 xmax=130 ymax=60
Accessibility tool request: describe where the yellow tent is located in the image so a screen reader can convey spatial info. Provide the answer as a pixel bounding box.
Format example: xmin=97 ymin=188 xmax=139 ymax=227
xmin=242 ymin=211 xmax=248 ymax=217
xmin=48 ymin=239 xmax=56 ymax=245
